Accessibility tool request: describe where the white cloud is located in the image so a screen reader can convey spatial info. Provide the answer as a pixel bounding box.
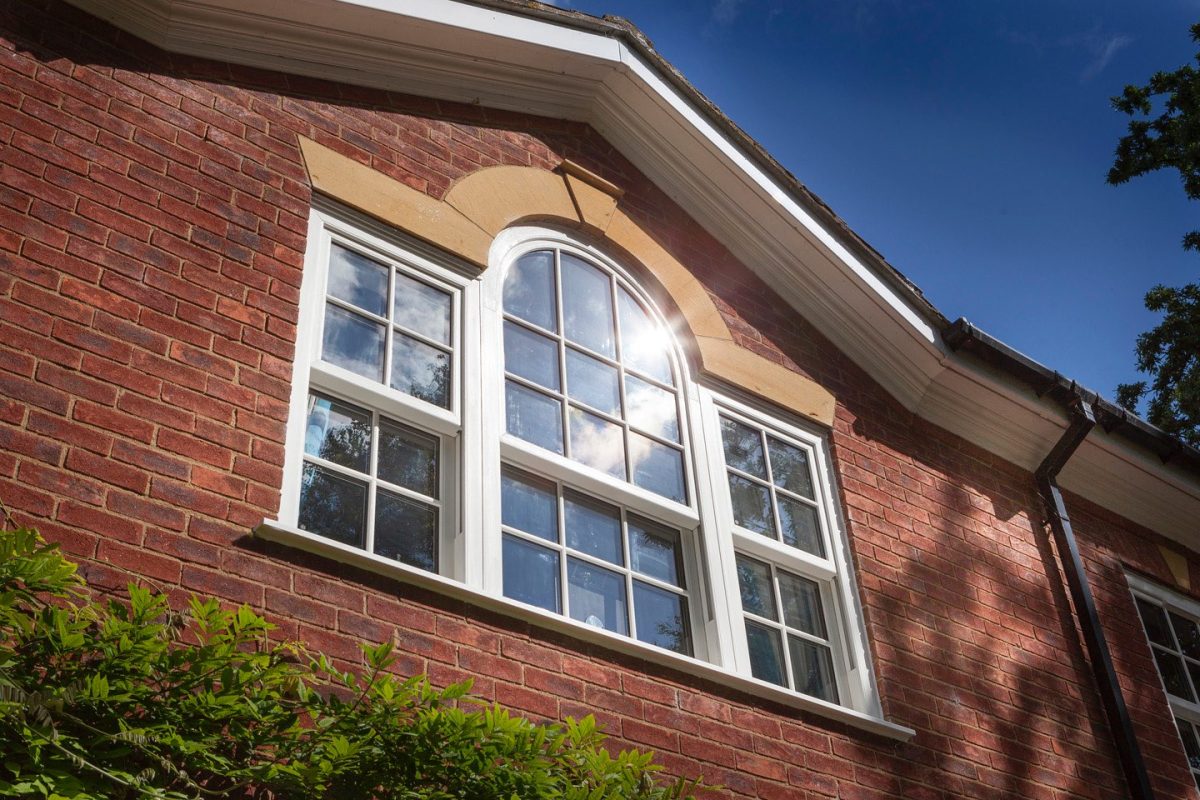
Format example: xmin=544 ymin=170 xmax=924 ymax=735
xmin=711 ymin=0 xmax=744 ymax=25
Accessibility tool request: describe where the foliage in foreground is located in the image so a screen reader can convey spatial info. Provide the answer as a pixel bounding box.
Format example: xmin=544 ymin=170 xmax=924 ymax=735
xmin=1108 ymin=22 xmax=1200 ymax=445
xmin=0 ymin=526 xmax=701 ymax=800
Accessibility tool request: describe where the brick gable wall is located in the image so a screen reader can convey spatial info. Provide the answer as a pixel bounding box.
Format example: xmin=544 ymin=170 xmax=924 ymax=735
xmin=1 ymin=1 xmax=1197 ymax=797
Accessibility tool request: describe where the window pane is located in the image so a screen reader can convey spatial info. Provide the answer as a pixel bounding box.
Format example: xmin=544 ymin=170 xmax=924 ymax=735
xmin=304 ymin=394 xmax=370 ymax=472
xmin=501 ymin=469 xmax=558 ymax=543
xmin=1178 ymin=717 xmax=1200 ymax=771
xmin=721 ymin=417 xmax=766 ymax=478
xmin=504 ymin=250 xmax=557 ymax=332
xmin=392 ymin=332 xmax=450 ymax=407
xmin=374 ymin=490 xmax=437 ymax=572
xmin=630 ymin=433 xmax=686 ymax=503
xmin=323 ymin=304 xmax=384 ymax=382
xmin=634 ymin=581 xmax=690 ymax=655
xmin=393 ymin=271 xmax=451 ymax=344
xmin=617 ymin=287 xmax=672 ymax=385
xmin=1137 ymin=598 xmax=1175 ymax=648
xmin=377 ymin=418 xmax=438 ymax=497
xmin=298 ymin=463 xmax=366 ymax=547
xmin=625 ymin=374 xmax=679 ymax=442
xmin=728 ymin=474 xmax=774 ymax=537
xmin=328 ymin=243 xmax=387 ymax=316
xmin=506 ymin=381 xmax=564 ymax=454
xmin=777 ymin=496 xmax=824 ymax=557
xmin=736 ymin=555 xmax=777 ymax=620
xmin=1171 ymin=612 xmax=1200 ymax=660
xmin=566 ymin=348 xmax=621 ymax=416
xmin=503 ymin=535 xmax=560 ymax=613
xmin=788 ymin=636 xmax=839 ymax=704
xmin=568 ymin=558 xmax=628 ymax=634
xmin=561 ymin=253 xmax=615 ymax=357
xmin=564 ymin=492 xmax=622 ymax=566
xmin=1154 ymin=648 xmax=1196 ymax=701
xmin=768 ymin=437 xmax=814 ymax=499
xmin=778 ymin=570 xmax=825 ymax=637
xmin=504 ymin=321 xmax=560 ymax=391
xmin=745 ymin=621 xmax=785 ymax=687
xmin=629 ymin=518 xmax=682 ymax=586
xmin=569 ymin=407 xmax=625 ymax=479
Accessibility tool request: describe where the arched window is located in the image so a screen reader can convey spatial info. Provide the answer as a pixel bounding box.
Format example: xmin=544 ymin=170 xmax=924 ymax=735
xmin=274 ymin=208 xmax=882 ymax=725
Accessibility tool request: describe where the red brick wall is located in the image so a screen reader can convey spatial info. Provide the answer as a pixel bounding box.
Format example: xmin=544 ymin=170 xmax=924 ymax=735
xmin=2 ymin=2 xmax=1198 ymax=798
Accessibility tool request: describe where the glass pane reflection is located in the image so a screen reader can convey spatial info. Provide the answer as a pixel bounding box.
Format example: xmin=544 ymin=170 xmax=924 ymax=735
xmin=377 ymin=418 xmax=438 ymax=497
xmin=561 ymin=253 xmax=615 ymax=357
xmin=617 ymin=287 xmax=672 ymax=385
xmin=391 ymin=332 xmax=450 ymax=408
xmin=569 ymin=407 xmax=625 ymax=479
xmin=768 ymin=437 xmax=814 ymax=499
xmin=323 ymin=304 xmax=384 ymax=382
xmin=504 ymin=250 xmax=557 ymax=332
xmin=721 ymin=417 xmax=766 ymax=478
xmin=736 ymin=555 xmax=776 ymax=620
xmin=328 ymin=243 xmax=387 ymax=316
xmin=501 ymin=469 xmax=558 ymax=543
xmin=304 ymin=394 xmax=370 ymax=472
xmin=634 ymin=582 xmax=690 ymax=655
xmin=393 ymin=271 xmax=451 ymax=344
xmin=778 ymin=570 xmax=825 ymax=637
xmin=728 ymin=475 xmax=774 ymax=537
xmin=503 ymin=534 xmax=560 ymax=613
xmin=630 ymin=433 xmax=685 ymax=503
xmin=566 ymin=348 xmax=620 ymax=415
xmin=298 ymin=464 xmax=366 ymax=547
xmin=746 ymin=621 xmax=785 ymax=687
xmin=506 ymin=381 xmax=563 ymax=454
xmin=625 ymin=374 xmax=678 ymax=442
xmin=630 ymin=518 xmax=681 ymax=586
xmin=778 ymin=496 xmax=824 ymax=557
xmin=568 ymin=558 xmax=627 ymax=634
xmin=788 ymin=636 xmax=838 ymax=703
xmin=565 ymin=492 xmax=622 ymax=566
xmin=374 ymin=490 xmax=437 ymax=572
xmin=504 ymin=321 xmax=560 ymax=391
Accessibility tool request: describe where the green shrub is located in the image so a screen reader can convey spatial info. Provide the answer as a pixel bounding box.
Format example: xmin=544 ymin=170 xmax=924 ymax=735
xmin=0 ymin=526 xmax=703 ymax=800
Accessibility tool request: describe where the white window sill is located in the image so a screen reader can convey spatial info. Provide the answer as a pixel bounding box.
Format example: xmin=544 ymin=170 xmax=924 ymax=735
xmin=254 ymin=520 xmax=915 ymax=742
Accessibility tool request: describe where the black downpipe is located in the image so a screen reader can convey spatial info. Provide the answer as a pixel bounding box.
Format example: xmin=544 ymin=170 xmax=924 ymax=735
xmin=1036 ymin=399 xmax=1155 ymax=800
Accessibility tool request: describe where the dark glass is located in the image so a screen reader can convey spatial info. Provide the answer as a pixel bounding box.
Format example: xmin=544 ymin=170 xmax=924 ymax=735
xmin=1137 ymin=598 xmax=1175 ymax=649
xmin=566 ymin=348 xmax=621 ymax=416
xmin=568 ymin=558 xmax=628 ymax=634
xmin=561 ymin=253 xmax=615 ymax=357
xmin=328 ymin=243 xmax=387 ymax=316
xmin=1154 ymin=648 xmax=1196 ymax=701
xmin=323 ymin=303 xmax=384 ymax=382
xmin=1177 ymin=717 xmax=1200 ymax=771
xmin=629 ymin=518 xmax=682 ymax=586
xmin=564 ymin=492 xmax=622 ymax=566
xmin=778 ymin=570 xmax=825 ymax=637
xmin=634 ymin=581 xmax=691 ymax=655
xmin=501 ymin=468 xmax=558 ymax=543
xmin=768 ymin=437 xmax=814 ymax=499
xmin=630 ymin=433 xmax=686 ymax=504
xmin=506 ymin=381 xmax=564 ymax=454
xmin=304 ymin=394 xmax=370 ymax=473
xmin=377 ymin=418 xmax=438 ymax=497
xmin=745 ymin=621 xmax=785 ymax=687
xmin=393 ymin=271 xmax=451 ymax=344
xmin=568 ymin=407 xmax=625 ymax=479
xmin=777 ymin=496 xmax=824 ymax=557
xmin=298 ymin=464 xmax=367 ymax=547
xmin=788 ymin=636 xmax=839 ymax=703
xmin=373 ymin=490 xmax=438 ymax=572
xmin=736 ymin=555 xmax=777 ymax=620
xmin=616 ymin=287 xmax=673 ymax=385
xmin=504 ymin=321 xmax=560 ymax=391
xmin=504 ymin=250 xmax=557 ymax=332
xmin=625 ymin=374 xmax=679 ymax=442
xmin=721 ymin=416 xmax=766 ymax=477
xmin=503 ymin=535 xmax=560 ymax=613
xmin=1171 ymin=611 xmax=1200 ymax=660
xmin=728 ymin=474 xmax=774 ymax=537
xmin=392 ymin=332 xmax=450 ymax=407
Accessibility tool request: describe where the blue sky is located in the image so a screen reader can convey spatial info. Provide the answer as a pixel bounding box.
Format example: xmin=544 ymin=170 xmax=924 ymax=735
xmin=558 ymin=0 xmax=1199 ymax=406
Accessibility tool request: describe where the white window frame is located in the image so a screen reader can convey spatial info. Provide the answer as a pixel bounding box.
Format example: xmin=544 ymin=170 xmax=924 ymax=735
xmin=267 ymin=210 xmax=902 ymax=737
xmin=1127 ymin=571 xmax=1200 ymax=787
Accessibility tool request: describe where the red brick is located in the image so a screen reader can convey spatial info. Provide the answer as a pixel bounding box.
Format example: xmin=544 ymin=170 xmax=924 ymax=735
xmin=107 ymin=491 xmax=187 ymax=532
xmin=65 ymin=448 xmax=149 ymax=493
xmin=182 ymin=565 xmax=264 ymax=606
xmin=97 ymin=539 xmax=182 ymax=585
xmin=156 ymin=429 xmax=231 ymax=469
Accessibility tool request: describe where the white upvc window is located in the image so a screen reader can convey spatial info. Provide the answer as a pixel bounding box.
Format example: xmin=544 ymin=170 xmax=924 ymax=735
xmin=1128 ymin=573 xmax=1200 ymax=790
xmin=275 ymin=209 xmax=885 ymax=726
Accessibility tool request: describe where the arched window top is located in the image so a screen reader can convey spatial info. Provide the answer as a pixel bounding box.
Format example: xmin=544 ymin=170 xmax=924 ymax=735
xmin=499 ymin=242 xmax=689 ymax=505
